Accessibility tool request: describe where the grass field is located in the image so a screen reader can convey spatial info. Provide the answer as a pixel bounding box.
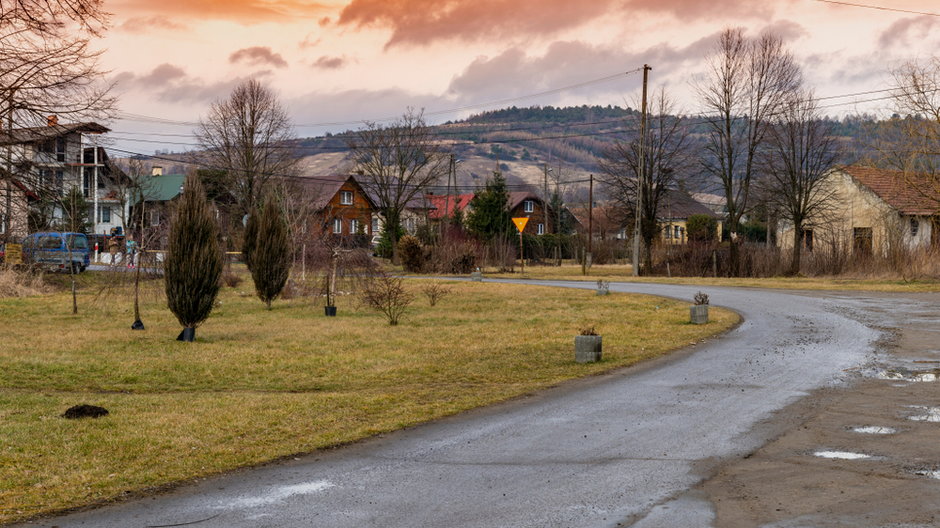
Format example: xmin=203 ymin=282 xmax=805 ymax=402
xmin=0 ymin=273 xmax=737 ymax=524
xmin=477 ymin=263 xmax=940 ymax=292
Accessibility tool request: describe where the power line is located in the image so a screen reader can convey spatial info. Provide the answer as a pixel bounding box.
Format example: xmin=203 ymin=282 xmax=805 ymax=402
xmin=812 ymin=0 xmax=940 ymax=17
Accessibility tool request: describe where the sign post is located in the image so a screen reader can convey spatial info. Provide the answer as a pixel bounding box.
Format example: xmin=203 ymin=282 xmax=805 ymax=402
xmin=512 ymin=217 xmax=529 ymax=274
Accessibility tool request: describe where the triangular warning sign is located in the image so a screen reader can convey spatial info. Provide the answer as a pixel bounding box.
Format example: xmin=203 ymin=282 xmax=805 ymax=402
xmin=512 ymin=217 xmax=529 ymax=233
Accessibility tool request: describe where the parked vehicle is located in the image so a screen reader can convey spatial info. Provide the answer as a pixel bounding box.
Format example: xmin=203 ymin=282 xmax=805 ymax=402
xmin=22 ymin=232 xmax=90 ymax=273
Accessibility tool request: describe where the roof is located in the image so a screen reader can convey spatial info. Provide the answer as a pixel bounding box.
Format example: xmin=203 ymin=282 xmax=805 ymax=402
xmin=142 ymin=174 xmax=186 ymax=202
xmin=426 ymin=193 xmax=474 ymax=219
xmin=841 ymin=165 xmax=940 ymax=215
xmin=300 ymin=174 xmax=379 ymax=211
xmin=0 ymin=122 xmax=110 ymax=146
xmin=508 ymin=191 xmax=542 ymax=211
xmin=658 ymin=189 xmax=719 ymax=220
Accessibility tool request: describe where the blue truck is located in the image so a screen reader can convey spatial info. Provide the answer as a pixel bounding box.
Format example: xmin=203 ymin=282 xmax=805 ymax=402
xmin=22 ymin=232 xmax=90 ymax=273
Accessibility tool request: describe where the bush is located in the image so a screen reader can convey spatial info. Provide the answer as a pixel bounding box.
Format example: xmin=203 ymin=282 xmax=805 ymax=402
xmin=421 ymin=282 xmax=451 ymax=306
xmin=686 ymin=215 xmax=717 ymax=242
xmin=0 ymin=267 xmax=45 ymax=298
xmin=398 ymin=235 xmax=426 ymax=273
xmin=360 ymin=272 xmax=414 ymax=325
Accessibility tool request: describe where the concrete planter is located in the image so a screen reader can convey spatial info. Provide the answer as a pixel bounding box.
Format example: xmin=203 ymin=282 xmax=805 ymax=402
xmin=470 ymin=271 xmax=483 ymax=282
xmin=575 ymin=335 xmax=602 ymax=363
xmin=690 ymin=304 xmax=709 ymax=324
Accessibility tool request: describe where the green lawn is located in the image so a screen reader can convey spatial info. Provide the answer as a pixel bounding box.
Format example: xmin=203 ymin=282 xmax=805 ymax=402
xmin=0 ymin=274 xmax=737 ymax=523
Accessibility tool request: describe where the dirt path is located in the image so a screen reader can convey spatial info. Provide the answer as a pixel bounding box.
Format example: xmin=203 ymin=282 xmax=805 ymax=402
xmin=700 ymin=291 xmax=940 ymax=527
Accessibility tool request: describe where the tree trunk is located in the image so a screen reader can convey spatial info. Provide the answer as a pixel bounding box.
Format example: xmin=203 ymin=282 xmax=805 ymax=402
xmin=789 ymin=222 xmax=803 ymax=276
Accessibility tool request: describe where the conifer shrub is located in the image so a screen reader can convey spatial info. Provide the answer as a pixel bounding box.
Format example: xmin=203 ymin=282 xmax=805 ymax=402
xmin=165 ymin=175 xmax=223 ymax=341
xmin=251 ymin=196 xmax=291 ymax=309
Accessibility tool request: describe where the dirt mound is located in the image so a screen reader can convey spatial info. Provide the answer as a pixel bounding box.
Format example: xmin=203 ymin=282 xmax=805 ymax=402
xmin=61 ymin=404 xmax=109 ymax=419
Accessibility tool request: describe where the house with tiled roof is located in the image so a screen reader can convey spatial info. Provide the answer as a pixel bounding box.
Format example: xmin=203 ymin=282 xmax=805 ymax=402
xmin=777 ymin=165 xmax=940 ymax=256
xmin=426 ymin=191 xmax=573 ymax=236
xmin=658 ymin=189 xmax=723 ymax=244
xmin=303 ymin=174 xmax=376 ymax=242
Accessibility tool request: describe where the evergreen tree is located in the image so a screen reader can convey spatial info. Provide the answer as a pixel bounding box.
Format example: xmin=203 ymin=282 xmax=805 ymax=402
xmin=165 ymin=175 xmax=223 ymax=342
xmin=251 ymin=196 xmax=291 ymax=309
xmin=466 ymin=172 xmax=512 ymax=240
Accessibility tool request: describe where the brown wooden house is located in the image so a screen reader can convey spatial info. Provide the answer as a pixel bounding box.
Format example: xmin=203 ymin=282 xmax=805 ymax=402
xmin=306 ymin=174 xmax=376 ymax=240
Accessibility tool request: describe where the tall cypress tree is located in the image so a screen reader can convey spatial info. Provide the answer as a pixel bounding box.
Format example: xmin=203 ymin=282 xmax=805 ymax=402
xmin=165 ymin=175 xmax=223 ymax=342
xmin=251 ymin=196 xmax=291 ymax=309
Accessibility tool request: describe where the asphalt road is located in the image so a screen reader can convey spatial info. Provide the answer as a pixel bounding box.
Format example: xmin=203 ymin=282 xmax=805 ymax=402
xmin=22 ymin=281 xmax=881 ymax=528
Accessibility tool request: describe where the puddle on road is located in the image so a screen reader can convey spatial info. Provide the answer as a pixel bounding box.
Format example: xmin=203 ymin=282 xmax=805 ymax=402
xmin=814 ymin=450 xmax=871 ymax=460
xmin=907 ymin=406 xmax=940 ymax=423
xmin=851 ymin=426 xmax=897 ymax=435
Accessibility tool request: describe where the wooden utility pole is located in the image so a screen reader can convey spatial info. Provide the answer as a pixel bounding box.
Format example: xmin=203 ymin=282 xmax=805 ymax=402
xmin=583 ymin=174 xmax=594 ymax=275
xmin=632 ymin=64 xmax=651 ymax=277
xmin=542 ymin=163 xmax=550 ymax=236
xmin=443 ymin=153 xmax=454 ymax=240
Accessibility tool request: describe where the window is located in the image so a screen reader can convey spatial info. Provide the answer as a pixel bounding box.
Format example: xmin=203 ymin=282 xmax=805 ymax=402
xmin=853 ymin=227 xmax=873 ymax=256
xmin=82 ymin=169 xmax=91 ymax=198
xmin=66 ymin=234 xmax=87 ymax=250
xmin=0 ymin=213 xmax=5 ymax=234
xmin=332 ymin=218 xmax=342 ymax=234
xmin=372 ymin=217 xmax=379 ymax=233
xmin=405 ymin=217 xmax=415 ymax=233
xmin=802 ymin=229 xmax=814 ymax=252
xmin=537 ymin=223 xmax=544 ymax=235
xmin=340 ymin=191 xmax=353 ymax=205
xmin=674 ymin=225 xmax=682 ymax=240
xmin=54 ymin=170 xmax=64 ymax=192
xmin=664 ymin=225 xmax=672 ymax=239
xmin=524 ymin=200 xmax=534 ymax=213
xmin=350 ymin=219 xmax=360 ymax=234
xmin=150 ymin=210 xmax=161 ymax=227
xmin=99 ymin=205 xmax=111 ymax=223
xmin=911 ymin=218 xmax=919 ymax=237
xmin=55 ymin=137 xmax=66 ymax=162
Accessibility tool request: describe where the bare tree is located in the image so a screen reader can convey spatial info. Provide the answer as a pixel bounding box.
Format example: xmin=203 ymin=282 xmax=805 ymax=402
xmin=696 ymin=28 xmax=801 ymax=275
xmin=196 ymin=79 xmax=297 ymax=221
xmin=871 ymin=58 xmax=940 ymax=207
xmin=0 ymin=0 xmax=114 ymax=240
xmin=599 ymin=89 xmax=693 ymax=273
xmin=348 ymin=109 xmax=448 ymax=264
xmin=760 ymin=90 xmax=841 ymax=275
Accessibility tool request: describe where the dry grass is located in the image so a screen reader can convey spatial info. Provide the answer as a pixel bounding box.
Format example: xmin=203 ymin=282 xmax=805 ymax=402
xmin=476 ymin=263 xmax=940 ymax=292
xmin=0 ymin=268 xmax=47 ymax=298
xmin=0 ymin=275 xmax=736 ymax=523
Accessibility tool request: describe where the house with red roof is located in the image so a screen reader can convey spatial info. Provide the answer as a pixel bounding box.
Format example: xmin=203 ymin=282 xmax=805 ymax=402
xmin=778 ymin=165 xmax=940 ymax=256
xmin=427 ymin=191 xmax=568 ymax=236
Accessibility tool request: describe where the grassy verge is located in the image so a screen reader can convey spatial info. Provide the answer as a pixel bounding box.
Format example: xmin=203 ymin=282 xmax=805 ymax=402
xmin=0 ymin=276 xmax=736 ymax=523
xmin=472 ymin=263 xmax=940 ymax=292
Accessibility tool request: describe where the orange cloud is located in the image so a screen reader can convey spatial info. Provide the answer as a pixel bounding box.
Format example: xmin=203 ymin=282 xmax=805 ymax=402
xmin=338 ymin=0 xmax=772 ymax=48
xmin=114 ymin=0 xmax=332 ymax=24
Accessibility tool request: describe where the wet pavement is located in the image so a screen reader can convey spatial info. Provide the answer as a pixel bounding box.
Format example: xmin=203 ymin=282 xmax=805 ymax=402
xmin=15 ymin=281 xmax=914 ymax=528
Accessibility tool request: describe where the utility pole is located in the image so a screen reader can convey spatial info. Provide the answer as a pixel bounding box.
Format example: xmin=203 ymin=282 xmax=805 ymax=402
xmin=584 ymin=174 xmax=594 ymax=275
xmin=542 ymin=163 xmax=550 ymax=236
xmin=444 ymin=154 xmax=454 ymax=240
xmin=632 ymin=64 xmax=651 ymax=277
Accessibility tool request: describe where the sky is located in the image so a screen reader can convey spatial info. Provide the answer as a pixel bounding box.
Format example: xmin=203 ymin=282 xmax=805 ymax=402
xmin=97 ymin=0 xmax=940 ymax=155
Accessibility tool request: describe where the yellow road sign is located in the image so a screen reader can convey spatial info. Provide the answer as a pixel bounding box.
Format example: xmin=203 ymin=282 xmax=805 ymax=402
xmin=512 ymin=217 xmax=529 ymax=233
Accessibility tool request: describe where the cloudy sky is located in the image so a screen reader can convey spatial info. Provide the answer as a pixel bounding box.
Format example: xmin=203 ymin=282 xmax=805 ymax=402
xmin=100 ymin=0 xmax=940 ymax=154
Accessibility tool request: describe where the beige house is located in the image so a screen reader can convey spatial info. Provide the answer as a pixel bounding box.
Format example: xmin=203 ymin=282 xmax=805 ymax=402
xmin=777 ymin=165 xmax=940 ymax=256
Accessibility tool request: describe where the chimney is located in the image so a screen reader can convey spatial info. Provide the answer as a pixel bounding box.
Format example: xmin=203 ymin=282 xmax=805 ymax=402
xmin=151 ymin=166 xmax=163 ymax=177
xmin=47 ymin=115 xmax=58 ymax=127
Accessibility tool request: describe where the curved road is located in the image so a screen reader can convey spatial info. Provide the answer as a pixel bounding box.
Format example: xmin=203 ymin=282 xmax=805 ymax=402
xmin=23 ymin=281 xmax=882 ymax=528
